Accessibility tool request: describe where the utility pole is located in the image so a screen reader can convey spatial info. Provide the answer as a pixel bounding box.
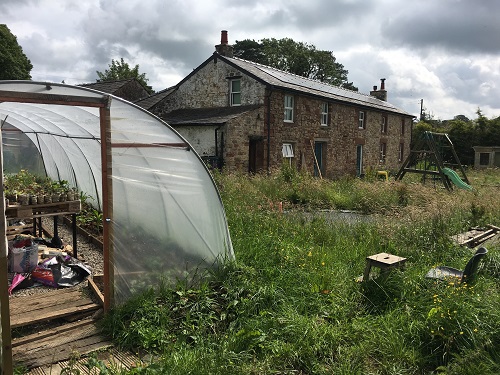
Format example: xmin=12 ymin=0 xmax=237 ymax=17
xmin=420 ymin=99 xmax=424 ymax=121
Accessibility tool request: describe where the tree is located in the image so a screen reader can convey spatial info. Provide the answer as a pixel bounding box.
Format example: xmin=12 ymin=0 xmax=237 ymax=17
xmin=0 ymin=24 xmax=33 ymax=80
xmin=233 ymin=38 xmax=357 ymax=91
xmin=96 ymin=58 xmax=154 ymax=94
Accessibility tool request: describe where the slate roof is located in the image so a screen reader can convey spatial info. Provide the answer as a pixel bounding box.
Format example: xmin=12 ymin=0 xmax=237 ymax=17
xmin=163 ymin=105 xmax=262 ymax=126
xmin=214 ymin=53 xmax=412 ymax=116
xmin=135 ymin=87 xmax=175 ymax=110
xmin=80 ymin=78 xmax=136 ymax=94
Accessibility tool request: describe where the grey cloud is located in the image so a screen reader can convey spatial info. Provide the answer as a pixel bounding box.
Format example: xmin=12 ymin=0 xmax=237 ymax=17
xmin=435 ymin=59 xmax=500 ymax=109
xmin=287 ymin=1 xmax=375 ymax=29
xmin=381 ymin=1 xmax=500 ymax=54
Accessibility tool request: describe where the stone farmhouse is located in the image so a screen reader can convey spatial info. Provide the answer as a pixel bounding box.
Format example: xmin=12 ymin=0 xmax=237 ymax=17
xmin=137 ymin=31 xmax=415 ymax=178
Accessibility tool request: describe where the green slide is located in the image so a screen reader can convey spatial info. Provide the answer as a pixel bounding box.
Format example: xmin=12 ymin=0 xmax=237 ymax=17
xmin=442 ymin=167 xmax=473 ymax=191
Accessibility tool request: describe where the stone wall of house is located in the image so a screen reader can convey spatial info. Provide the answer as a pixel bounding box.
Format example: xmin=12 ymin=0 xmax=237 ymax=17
xmin=223 ymin=107 xmax=265 ymax=171
xmin=152 ymin=57 xmax=413 ymax=178
xmin=175 ymin=126 xmax=219 ymax=157
xmin=260 ymin=90 xmax=413 ymax=178
xmin=153 ymin=56 xmax=266 ymax=118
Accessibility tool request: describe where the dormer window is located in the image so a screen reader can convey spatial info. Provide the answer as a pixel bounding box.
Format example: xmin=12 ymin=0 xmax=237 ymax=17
xmin=230 ymin=79 xmax=241 ymax=106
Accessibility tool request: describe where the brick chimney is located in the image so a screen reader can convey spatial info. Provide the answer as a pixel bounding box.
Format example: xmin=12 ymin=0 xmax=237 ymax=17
xmin=215 ymin=30 xmax=233 ymax=57
xmin=370 ymin=78 xmax=387 ymax=101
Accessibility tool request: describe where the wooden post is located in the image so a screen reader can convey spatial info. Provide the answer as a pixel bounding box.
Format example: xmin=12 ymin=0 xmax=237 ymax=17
xmin=310 ymin=140 xmax=322 ymax=179
xmin=100 ymin=97 xmax=114 ymax=312
xmin=0 ymin=123 xmax=13 ymax=374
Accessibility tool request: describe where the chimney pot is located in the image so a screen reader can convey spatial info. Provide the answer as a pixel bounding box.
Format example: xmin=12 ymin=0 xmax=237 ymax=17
xmin=380 ymin=78 xmax=386 ymax=90
xmin=373 ymin=86 xmax=377 ymax=91
xmin=221 ymin=30 xmax=228 ymax=45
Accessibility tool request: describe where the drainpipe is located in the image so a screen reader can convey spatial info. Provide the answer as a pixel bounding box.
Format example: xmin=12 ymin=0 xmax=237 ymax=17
xmin=266 ymin=86 xmax=272 ymax=174
xmin=215 ymin=125 xmax=223 ymax=168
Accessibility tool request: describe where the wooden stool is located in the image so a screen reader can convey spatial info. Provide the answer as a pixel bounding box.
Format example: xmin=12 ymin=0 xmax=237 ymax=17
xmin=363 ymin=252 xmax=406 ymax=281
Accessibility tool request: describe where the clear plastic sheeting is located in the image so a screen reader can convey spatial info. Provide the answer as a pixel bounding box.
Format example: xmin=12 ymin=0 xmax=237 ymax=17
xmin=0 ymin=81 xmax=234 ymax=305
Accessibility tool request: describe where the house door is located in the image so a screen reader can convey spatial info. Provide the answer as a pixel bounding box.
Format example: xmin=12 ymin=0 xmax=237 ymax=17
xmin=356 ymin=144 xmax=363 ymax=177
xmin=249 ymin=138 xmax=264 ymax=173
xmin=314 ymin=142 xmax=325 ymax=177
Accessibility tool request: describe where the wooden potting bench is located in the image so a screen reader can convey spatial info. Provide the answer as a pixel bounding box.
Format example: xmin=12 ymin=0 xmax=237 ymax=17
xmin=5 ymin=200 xmax=81 ymax=258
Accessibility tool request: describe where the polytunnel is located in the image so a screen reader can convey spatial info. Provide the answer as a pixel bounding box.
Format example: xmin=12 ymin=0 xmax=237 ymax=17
xmin=0 ymin=81 xmax=234 ymax=308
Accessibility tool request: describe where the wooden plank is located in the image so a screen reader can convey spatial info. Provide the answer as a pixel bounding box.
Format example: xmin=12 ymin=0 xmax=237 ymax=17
xmin=12 ymin=319 xmax=94 ymax=347
xmin=26 ymin=367 xmax=48 ymax=375
xmin=14 ymin=321 xmax=100 ymax=352
xmin=10 ymin=288 xmax=90 ymax=313
xmin=461 ymin=229 xmax=496 ymax=247
xmin=6 ymin=201 xmax=81 ymax=220
xmin=14 ymin=330 xmax=113 ymax=369
xmin=88 ymin=277 xmax=104 ymax=306
xmin=11 ymin=303 xmax=99 ymax=328
xmin=487 ymin=224 xmax=500 ymax=232
xmin=10 ymin=288 xmax=100 ymax=328
xmin=0 ymin=90 xmax=109 ymax=108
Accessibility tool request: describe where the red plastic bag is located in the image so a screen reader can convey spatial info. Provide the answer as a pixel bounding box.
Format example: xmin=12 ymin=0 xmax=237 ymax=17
xmin=32 ymin=266 xmax=58 ymax=287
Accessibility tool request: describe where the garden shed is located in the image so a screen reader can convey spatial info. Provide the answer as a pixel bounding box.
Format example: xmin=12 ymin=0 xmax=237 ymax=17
xmin=0 ymin=81 xmax=234 ymax=370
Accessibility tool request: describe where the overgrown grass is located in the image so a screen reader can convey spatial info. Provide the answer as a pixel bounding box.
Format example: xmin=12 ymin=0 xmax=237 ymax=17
xmin=93 ymin=168 xmax=500 ymax=374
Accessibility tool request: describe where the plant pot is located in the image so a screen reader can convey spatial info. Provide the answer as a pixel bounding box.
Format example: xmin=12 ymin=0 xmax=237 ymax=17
xmin=5 ymin=193 xmax=17 ymax=203
xmin=29 ymin=195 xmax=38 ymax=205
xmin=19 ymin=194 xmax=29 ymax=206
xmin=51 ymin=194 xmax=60 ymax=203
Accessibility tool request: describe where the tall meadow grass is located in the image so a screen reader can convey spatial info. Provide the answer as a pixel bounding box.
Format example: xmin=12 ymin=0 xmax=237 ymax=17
xmin=96 ymin=167 xmax=500 ymax=374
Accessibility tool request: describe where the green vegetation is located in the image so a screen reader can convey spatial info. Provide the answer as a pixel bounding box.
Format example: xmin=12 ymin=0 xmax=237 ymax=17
xmin=233 ymin=37 xmax=357 ymax=90
xmin=77 ymin=169 xmax=500 ymax=373
xmin=414 ymin=110 xmax=500 ymax=166
xmin=96 ymin=57 xmax=154 ymax=94
xmin=0 ymin=24 xmax=33 ymax=80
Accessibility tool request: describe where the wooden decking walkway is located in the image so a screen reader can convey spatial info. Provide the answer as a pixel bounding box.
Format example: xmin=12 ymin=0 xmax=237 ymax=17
xmin=9 ymin=284 xmax=142 ymax=373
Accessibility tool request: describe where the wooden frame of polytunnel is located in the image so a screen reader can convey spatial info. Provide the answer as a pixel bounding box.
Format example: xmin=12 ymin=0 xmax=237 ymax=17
xmin=0 ymin=81 xmax=234 ymax=372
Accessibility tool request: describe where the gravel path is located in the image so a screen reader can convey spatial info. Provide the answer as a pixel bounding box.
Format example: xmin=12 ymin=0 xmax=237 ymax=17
xmin=9 ymin=217 xmax=103 ymax=298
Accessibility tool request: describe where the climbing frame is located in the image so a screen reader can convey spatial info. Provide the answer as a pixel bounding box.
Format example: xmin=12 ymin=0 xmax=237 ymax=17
xmin=395 ymin=131 xmax=470 ymax=191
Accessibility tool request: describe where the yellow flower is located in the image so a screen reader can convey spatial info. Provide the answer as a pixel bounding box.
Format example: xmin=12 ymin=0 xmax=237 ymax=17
xmin=460 ymin=331 xmax=464 ymax=335
xmin=307 ymin=251 xmax=312 ymax=257
xmin=321 ymin=262 xmax=325 ymax=266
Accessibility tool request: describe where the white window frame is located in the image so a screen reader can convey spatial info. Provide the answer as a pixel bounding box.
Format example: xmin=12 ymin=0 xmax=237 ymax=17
xmin=230 ymin=79 xmax=241 ymax=106
xmin=321 ymin=102 xmax=329 ymax=126
xmin=358 ymin=111 xmax=365 ymax=129
xmin=282 ymin=143 xmax=294 ymax=158
xmin=381 ymin=114 xmax=388 ymax=134
xmin=380 ymin=142 xmax=387 ymax=163
xmin=284 ymin=95 xmax=294 ymax=122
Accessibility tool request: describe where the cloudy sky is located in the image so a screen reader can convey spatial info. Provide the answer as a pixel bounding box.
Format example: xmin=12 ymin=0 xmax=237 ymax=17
xmin=2 ymin=0 xmax=499 ymax=120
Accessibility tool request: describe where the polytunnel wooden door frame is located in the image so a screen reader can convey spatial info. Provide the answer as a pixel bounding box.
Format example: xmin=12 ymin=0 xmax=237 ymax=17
xmin=0 ymin=89 xmax=115 ymax=373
